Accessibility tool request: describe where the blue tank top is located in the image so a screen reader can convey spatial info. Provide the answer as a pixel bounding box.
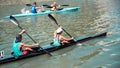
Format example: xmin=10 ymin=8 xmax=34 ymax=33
xmin=53 ymin=35 xmax=61 ymax=46
xmin=31 ymin=5 xmax=37 ymax=13
xmin=13 ymin=41 xmax=22 ymax=57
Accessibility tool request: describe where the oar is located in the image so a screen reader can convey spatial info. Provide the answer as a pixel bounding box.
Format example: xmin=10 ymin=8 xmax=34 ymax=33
xmin=10 ymin=16 xmax=52 ymax=56
xmin=48 ymin=14 xmax=72 ymax=38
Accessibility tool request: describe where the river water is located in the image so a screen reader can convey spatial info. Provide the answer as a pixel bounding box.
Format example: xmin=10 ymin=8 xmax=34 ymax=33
xmin=0 ymin=0 xmax=120 ymax=68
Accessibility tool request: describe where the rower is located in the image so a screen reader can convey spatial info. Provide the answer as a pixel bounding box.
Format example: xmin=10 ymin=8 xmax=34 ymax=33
xmin=51 ymin=1 xmax=60 ymax=11
xmin=53 ymin=26 xmax=74 ymax=46
xmin=12 ymin=29 xmax=39 ymax=57
xmin=31 ymin=2 xmax=43 ymax=13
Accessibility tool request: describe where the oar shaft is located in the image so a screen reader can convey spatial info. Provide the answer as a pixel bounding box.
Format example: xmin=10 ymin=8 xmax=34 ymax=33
xmin=18 ymin=26 xmax=37 ymax=43
xmin=62 ymin=28 xmax=72 ymax=38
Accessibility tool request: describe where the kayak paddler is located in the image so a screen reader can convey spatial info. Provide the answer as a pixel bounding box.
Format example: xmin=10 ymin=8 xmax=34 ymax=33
xmin=53 ymin=26 xmax=74 ymax=46
xmin=12 ymin=29 xmax=39 ymax=57
xmin=31 ymin=2 xmax=43 ymax=13
xmin=51 ymin=1 xmax=60 ymax=11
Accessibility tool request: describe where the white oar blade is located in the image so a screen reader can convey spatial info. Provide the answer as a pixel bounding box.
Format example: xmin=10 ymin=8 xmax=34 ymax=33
xmin=10 ymin=19 xmax=18 ymax=26
xmin=10 ymin=16 xmax=18 ymax=26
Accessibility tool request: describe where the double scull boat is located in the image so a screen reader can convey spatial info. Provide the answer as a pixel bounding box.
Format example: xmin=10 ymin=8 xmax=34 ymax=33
xmin=0 ymin=32 xmax=107 ymax=64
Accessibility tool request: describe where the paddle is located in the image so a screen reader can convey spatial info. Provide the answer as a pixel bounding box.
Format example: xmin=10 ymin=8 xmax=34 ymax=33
xmin=26 ymin=4 xmax=69 ymax=8
xmin=48 ymin=14 xmax=73 ymax=38
xmin=10 ymin=16 xmax=52 ymax=56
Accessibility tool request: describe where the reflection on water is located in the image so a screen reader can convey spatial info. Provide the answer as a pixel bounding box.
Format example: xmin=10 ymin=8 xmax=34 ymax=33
xmin=31 ymin=16 xmax=37 ymax=23
xmin=0 ymin=0 xmax=120 ymax=68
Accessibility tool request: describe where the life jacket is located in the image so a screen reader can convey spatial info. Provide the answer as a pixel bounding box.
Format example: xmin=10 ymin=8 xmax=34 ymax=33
xmin=31 ymin=5 xmax=37 ymax=13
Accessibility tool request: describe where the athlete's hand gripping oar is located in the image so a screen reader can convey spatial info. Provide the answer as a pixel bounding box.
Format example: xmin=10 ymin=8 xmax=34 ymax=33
xmin=48 ymin=14 xmax=73 ymax=38
xmin=10 ymin=16 xmax=52 ymax=56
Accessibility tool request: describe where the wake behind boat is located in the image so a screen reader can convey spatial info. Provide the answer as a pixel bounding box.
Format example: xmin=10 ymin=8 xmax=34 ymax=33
xmin=0 ymin=32 xmax=107 ymax=64
xmin=5 ymin=7 xmax=80 ymax=18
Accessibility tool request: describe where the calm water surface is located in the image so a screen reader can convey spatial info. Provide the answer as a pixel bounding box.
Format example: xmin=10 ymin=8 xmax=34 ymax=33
xmin=0 ymin=0 xmax=120 ymax=68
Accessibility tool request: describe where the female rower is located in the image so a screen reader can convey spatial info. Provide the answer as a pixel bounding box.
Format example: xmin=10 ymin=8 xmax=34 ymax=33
xmin=51 ymin=2 xmax=60 ymax=10
xmin=53 ymin=26 xmax=74 ymax=46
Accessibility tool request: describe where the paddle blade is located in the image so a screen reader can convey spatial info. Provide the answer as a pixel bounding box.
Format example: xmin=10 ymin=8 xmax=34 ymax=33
xmin=43 ymin=4 xmax=49 ymax=6
xmin=26 ymin=4 xmax=32 ymax=6
xmin=48 ymin=14 xmax=58 ymax=25
xmin=43 ymin=4 xmax=52 ymax=8
xmin=61 ymin=5 xmax=69 ymax=6
xmin=57 ymin=8 xmax=63 ymax=10
xmin=10 ymin=16 xmax=19 ymax=26
xmin=46 ymin=6 xmax=52 ymax=8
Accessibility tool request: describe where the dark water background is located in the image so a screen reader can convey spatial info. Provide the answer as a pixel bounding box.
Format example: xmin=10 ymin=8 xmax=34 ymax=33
xmin=0 ymin=0 xmax=120 ymax=68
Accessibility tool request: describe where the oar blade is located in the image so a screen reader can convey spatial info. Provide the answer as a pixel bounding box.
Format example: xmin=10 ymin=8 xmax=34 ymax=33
xmin=48 ymin=14 xmax=58 ymax=25
xmin=57 ymin=8 xmax=63 ymax=10
xmin=43 ymin=4 xmax=52 ymax=8
xmin=43 ymin=4 xmax=49 ymax=6
xmin=26 ymin=4 xmax=32 ymax=7
xmin=61 ymin=5 xmax=69 ymax=6
xmin=46 ymin=6 xmax=52 ymax=8
xmin=10 ymin=16 xmax=19 ymax=26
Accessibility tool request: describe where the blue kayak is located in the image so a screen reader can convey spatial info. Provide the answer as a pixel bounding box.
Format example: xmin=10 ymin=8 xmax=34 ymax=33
xmin=5 ymin=7 xmax=80 ymax=18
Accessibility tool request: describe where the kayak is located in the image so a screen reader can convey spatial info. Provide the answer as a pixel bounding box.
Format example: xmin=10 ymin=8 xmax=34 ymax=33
xmin=0 ymin=32 xmax=107 ymax=64
xmin=5 ymin=7 xmax=80 ymax=18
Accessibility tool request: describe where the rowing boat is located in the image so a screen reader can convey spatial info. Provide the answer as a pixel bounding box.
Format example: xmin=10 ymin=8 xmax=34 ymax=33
xmin=0 ymin=32 xmax=106 ymax=64
xmin=5 ymin=7 xmax=80 ymax=18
